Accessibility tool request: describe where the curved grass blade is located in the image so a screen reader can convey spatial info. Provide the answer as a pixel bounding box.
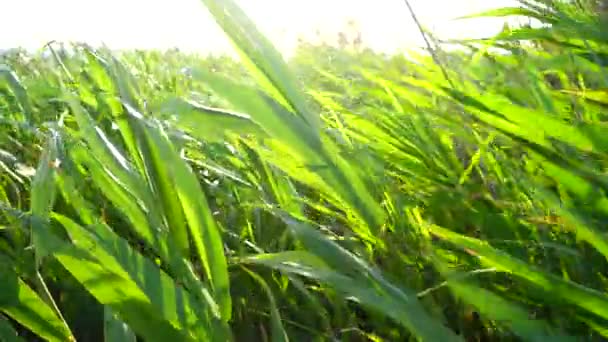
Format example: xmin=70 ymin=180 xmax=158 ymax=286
xmin=455 ymin=6 xmax=552 ymax=23
xmin=53 ymin=160 xmax=231 ymax=341
xmin=161 ymin=97 xmax=267 ymax=141
xmin=192 ymin=70 xmax=382 ymax=242
xmin=196 ymin=0 xmax=385 ymax=238
xmin=28 ymin=131 xmax=75 ymax=338
xmin=30 ymin=131 xmax=60 ymax=262
xmin=123 ymin=110 xmax=232 ymax=322
xmin=578 ymin=316 xmax=608 ymax=340
xmin=48 ymin=213 xmax=218 ymax=341
xmin=104 ymin=307 xmax=136 ymax=342
xmin=189 ymin=68 xmax=317 ymax=158
xmin=256 ymin=210 xmax=461 ymax=340
xmin=124 ymin=107 xmax=190 ymax=259
xmin=0 ymin=65 xmax=34 ymax=123
xmin=62 ymin=93 xmax=150 ymax=206
xmin=63 ymin=98 xmax=174 ymax=255
xmin=242 ymin=267 xmax=289 ymax=342
xmin=197 ymin=0 xmax=320 ymax=130
xmin=527 ymin=173 xmax=608 ymax=261
xmin=242 ymin=250 xmax=462 ymax=342
xmin=431 ymin=255 xmax=577 ymax=342
xmin=427 ymin=223 xmax=608 ymax=321
xmin=0 ymin=258 xmax=74 ymax=342
xmin=448 ymin=281 xmax=575 ymax=341
xmin=80 ymin=49 xmax=147 ymax=176
xmin=443 ymin=88 xmax=596 ymax=153
xmin=68 ymin=144 xmax=157 ymax=247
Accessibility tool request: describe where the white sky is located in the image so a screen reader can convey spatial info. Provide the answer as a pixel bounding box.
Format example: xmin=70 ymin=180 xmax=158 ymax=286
xmin=1 ymin=0 xmax=519 ymax=56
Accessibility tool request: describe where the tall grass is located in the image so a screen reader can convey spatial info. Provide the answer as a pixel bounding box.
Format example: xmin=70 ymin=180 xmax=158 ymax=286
xmin=1 ymin=0 xmax=608 ymax=340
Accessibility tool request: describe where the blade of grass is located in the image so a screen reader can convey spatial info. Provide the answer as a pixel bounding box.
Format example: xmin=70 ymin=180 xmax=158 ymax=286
xmin=123 ymin=107 xmax=232 ymax=322
xmin=0 ymin=314 xmax=25 ymax=342
xmin=431 ymin=253 xmax=577 ymax=341
xmin=242 ymin=267 xmax=289 ymax=342
xmin=194 ymin=0 xmax=385 ymax=238
xmin=197 ymin=0 xmax=320 ymax=130
xmin=242 ymin=249 xmax=462 ymax=341
xmin=0 ymin=65 xmax=34 ymax=123
xmin=104 ymin=307 xmax=137 ymax=342
xmin=191 ymin=69 xmax=382 ymax=242
xmin=30 ymin=130 xmax=60 ymax=262
xmin=427 ymin=222 xmax=608 ymax=320
xmin=49 ymin=213 xmax=217 ymax=341
xmin=53 ymin=158 xmax=230 ymax=340
xmin=0 ymin=257 xmax=74 ymax=342
xmin=161 ymin=97 xmax=267 ymax=141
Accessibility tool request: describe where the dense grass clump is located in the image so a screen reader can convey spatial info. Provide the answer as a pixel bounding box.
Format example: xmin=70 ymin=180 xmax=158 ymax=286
xmin=1 ymin=0 xmax=608 ymax=340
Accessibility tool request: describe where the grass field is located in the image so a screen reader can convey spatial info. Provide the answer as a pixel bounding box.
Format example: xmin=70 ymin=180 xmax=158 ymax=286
xmin=1 ymin=0 xmax=608 ymax=341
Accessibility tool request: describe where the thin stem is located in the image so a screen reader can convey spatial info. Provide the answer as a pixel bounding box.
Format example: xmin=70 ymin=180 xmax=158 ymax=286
xmin=401 ymin=0 xmax=456 ymax=89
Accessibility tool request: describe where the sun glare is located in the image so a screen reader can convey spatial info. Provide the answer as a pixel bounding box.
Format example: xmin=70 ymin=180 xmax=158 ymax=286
xmin=1 ymin=0 xmax=518 ymax=56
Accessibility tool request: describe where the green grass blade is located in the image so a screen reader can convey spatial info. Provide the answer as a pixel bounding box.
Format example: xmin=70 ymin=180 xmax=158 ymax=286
xmin=63 ymin=94 xmax=147 ymax=202
xmin=0 ymin=65 xmax=34 ymax=123
xmin=444 ymin=88 xmax=596 ymax=153
xmin=195 ymin=0 xmax=384 ymax=236
xmin=124 ymin=107 xmax=190 ymax=258
xmin=68 ymin=144 xmax=156 ymax=247
xmin=53 ymin=157 xmax=231 ymax=340
xmin=48 ymin=213 xmax=216 ymax=341
xmin=28 ymin=131 xmax=74 ymax=338
xmin=104 ymin=307 xmax=136 ymax=342
xmin=79 ymin=49 xmax=147 ymax=176
xmin=0 ymin=258 xmax=74 ymax=342
xmin=242 ymin=267 xmax=289 ymax=342
xmin=242 ymin=250 xmax=462 ymax=341
xmin=455 ymin=6 xmax=550 ymax=23
xmin=0 ymin=314 xmax=25 ymax=342
xmin=428 ymin=223 xmax=608 ymax=320
xmin=161 ymin=97 xmax=267 ymax=141
xmin=127 ymin=111 xmax=232 ymax=322
xmin=30 ymin=131 xmax=60 ymax=262
xmin=432 ymin=256 xmax=577 ymax=341
xmin=268 ymin=213 xmax=460 ymax=340
xmin=450 ymin=282 xmax=574 ymax=341
xmin=192 ymin=70 xmax=382 ymax=239
xmin=189 ymin=69 xmax=317 ymax=158
xmin=529 ymin=177 xmax=608 ymax=261
xmin=197 ymin=0 xmax=320 ymax=130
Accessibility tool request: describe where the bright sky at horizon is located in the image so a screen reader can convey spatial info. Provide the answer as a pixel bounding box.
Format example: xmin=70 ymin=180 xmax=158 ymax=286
xmin=1 ymin=0 xmax=520 ymax=56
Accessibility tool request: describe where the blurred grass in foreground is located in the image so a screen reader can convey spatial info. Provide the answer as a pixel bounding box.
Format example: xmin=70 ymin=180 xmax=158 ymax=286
xmin=1 ymin=0 xmax=608 ymax=340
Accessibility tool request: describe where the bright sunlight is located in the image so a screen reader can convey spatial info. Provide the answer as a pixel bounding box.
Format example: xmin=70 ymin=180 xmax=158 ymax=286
xmin=2 ymin=0 xmax=518 ymax=56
